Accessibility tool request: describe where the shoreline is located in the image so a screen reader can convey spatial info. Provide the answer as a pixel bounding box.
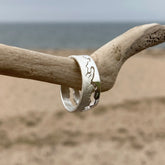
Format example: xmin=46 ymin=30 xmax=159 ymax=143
xmin=36 ymin=47 xmax=165 ymax=57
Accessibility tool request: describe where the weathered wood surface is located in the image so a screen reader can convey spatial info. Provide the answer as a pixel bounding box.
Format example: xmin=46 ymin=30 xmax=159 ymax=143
xmin=0 ymin=23 xmax=164 ymax=92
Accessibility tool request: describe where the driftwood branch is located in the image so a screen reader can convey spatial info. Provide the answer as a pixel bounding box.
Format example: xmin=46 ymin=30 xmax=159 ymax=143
xmin=0 ymin=23 xmax=165 ymax=92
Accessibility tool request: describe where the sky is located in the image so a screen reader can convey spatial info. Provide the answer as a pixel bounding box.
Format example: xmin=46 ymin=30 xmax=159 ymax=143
xmin=0 ymin=0 xmax=164 ymax=22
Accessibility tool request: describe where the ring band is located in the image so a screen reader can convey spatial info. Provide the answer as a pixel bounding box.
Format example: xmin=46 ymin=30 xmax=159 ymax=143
xmin=60 ymin=55 xmax=101 ymax=112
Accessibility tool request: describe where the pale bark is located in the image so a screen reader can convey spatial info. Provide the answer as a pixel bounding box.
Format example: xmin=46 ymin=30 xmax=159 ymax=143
xmin=0 ymin=23 xmax=164 ymax=92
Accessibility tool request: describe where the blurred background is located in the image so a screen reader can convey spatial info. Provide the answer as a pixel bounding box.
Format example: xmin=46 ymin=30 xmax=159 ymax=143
xmin=0 ymin=0 xmax=165 ymax=49
xmin=0 ymin=0 xmax=165 ymax=164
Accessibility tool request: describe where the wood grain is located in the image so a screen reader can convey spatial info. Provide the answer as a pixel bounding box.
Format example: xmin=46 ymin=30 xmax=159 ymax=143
xmin=0 ymin=23 xmax=165 ymax=92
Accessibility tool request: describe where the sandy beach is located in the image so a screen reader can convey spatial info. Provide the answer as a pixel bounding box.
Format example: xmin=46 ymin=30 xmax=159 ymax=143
xmin=0 ymin=48 xmax=165 ymax=164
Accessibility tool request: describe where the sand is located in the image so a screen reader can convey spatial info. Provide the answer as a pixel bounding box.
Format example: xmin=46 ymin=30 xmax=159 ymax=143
xmin=0 ymin=48 xmax=165 ymax=164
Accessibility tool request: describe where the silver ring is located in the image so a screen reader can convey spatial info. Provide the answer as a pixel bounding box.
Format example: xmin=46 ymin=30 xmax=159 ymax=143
xmin=60 ymin=55 xmax=101 ymax=112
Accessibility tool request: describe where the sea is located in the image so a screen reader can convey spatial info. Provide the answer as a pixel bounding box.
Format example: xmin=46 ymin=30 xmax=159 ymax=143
xmin=0 ymin=22 xmax=164 ymax=49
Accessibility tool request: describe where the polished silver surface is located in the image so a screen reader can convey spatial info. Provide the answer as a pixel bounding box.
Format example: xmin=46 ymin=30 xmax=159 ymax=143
xmin=60 ymin=55 xmax=101 ymax=112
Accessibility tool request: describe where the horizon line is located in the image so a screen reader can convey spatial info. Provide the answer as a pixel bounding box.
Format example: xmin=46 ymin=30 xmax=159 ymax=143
xmin=0 ymin=20 xmax=164 ymax=24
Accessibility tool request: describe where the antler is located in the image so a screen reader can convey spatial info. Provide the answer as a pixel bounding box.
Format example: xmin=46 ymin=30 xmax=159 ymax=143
xmin=0 ymin=23 xmax=164 ymax=92
xmin=91 ymin=23 xmax=165 ymax=91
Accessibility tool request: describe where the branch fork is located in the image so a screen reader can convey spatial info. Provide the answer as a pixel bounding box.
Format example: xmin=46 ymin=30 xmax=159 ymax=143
xmin=0 ymin=23 xmax=164 ymax=92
